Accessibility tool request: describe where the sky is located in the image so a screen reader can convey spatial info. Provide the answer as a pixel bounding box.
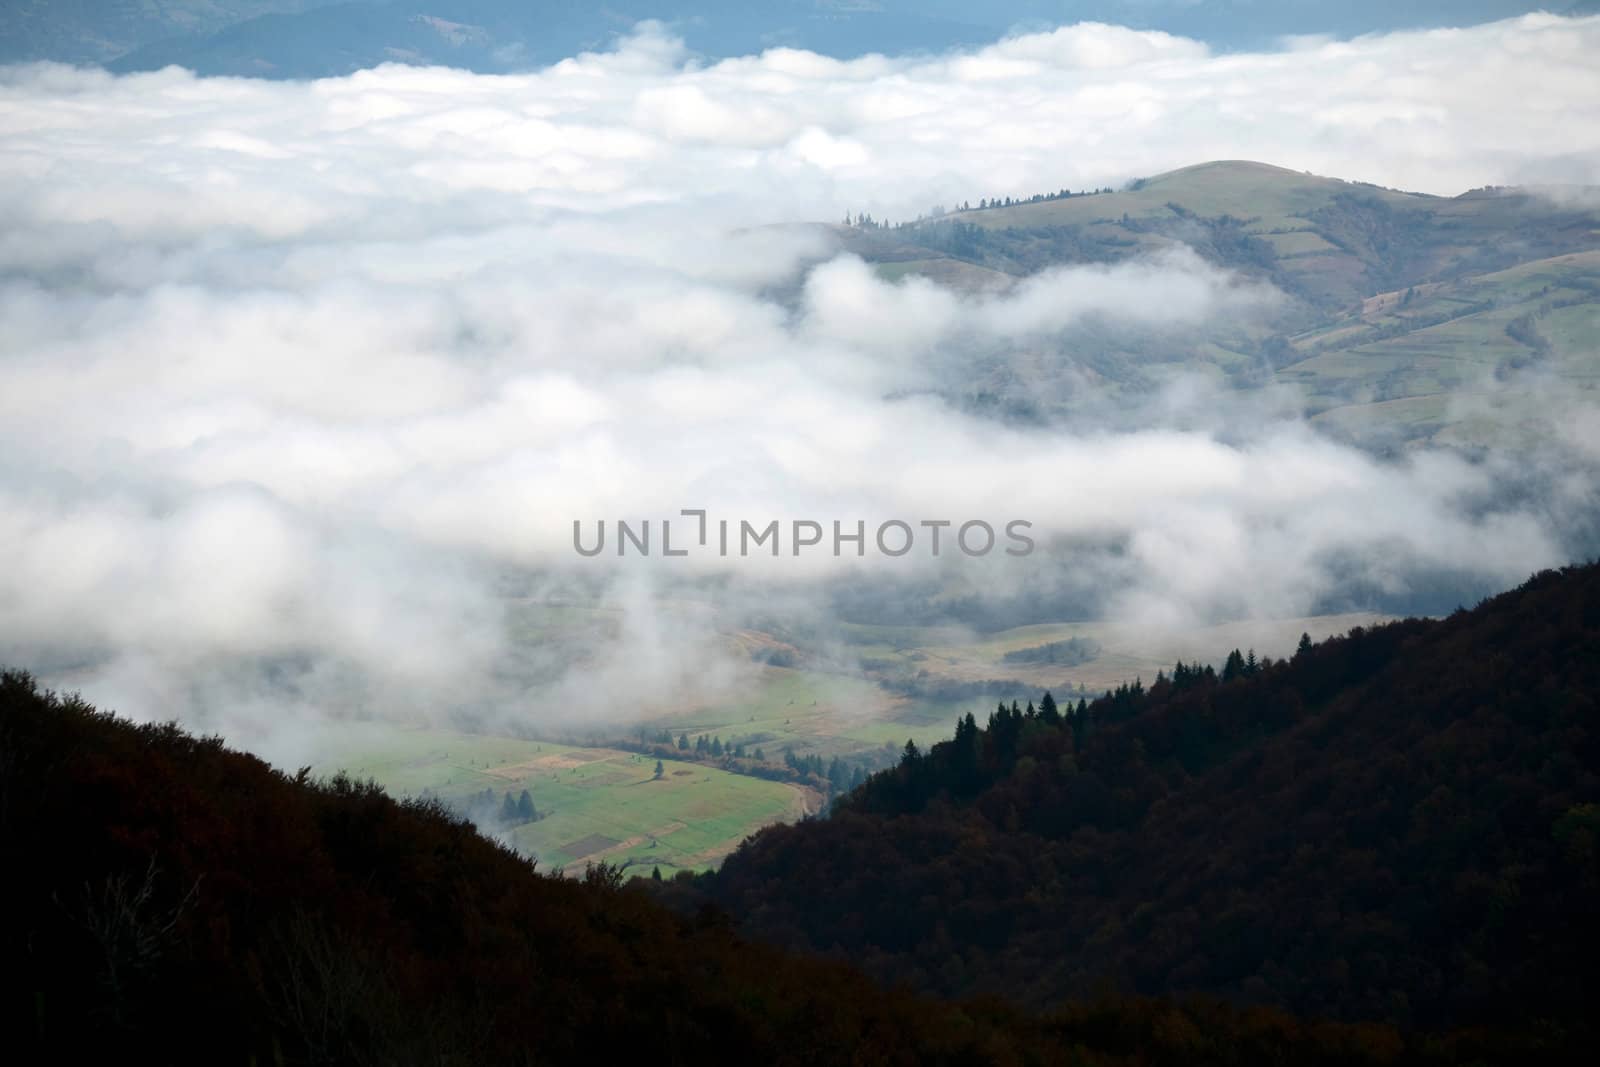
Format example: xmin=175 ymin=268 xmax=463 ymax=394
xmin=0 ymin=12 xmax=1597 ymax=757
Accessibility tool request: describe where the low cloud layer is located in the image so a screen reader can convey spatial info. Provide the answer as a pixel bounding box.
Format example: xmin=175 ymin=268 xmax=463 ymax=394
xmin=0 ymin=15 xmax=1596 ymax=754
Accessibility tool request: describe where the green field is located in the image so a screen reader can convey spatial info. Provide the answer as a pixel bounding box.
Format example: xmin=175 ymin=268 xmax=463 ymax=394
xmin=841 ymin=612 xmax=1391 ymax=694
xmin=1285 ymin=251 xmax=1600 ymax=445
xmin=308 ymin=605 xmax=1397 ymax=876
xmin=956 ymin=161 xmax=1377 ymax=235
xmin=311 ymin=724 xmax=809 ymax=875
xmin=648 ymin=665 xmax=957 ymax=757
xmin=633 ymin=610 xmax=1395 ymax=759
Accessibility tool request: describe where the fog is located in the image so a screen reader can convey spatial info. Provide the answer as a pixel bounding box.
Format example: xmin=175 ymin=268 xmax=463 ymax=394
xmin=1 ymin=14 xmax=1596 ymax=761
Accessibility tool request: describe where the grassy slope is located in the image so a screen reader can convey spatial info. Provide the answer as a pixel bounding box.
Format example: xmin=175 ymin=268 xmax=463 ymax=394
xmin=1289 ymin=250 xmax=1600 ymax=445
xmin=860 ymin=161 xmax=1600 ymax=448
xmin=311 ymin=724 xmax=806 ymax=874
xmin=853 ymin=611 xmax=1392 ymax=694
xmin=311 ymin=607 xmax=1393 ymax=874
xmin=960 ymin=161 xmax=1398 ymax=232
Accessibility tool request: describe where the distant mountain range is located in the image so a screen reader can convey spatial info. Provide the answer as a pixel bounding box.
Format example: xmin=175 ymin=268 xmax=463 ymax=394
xmin=0 ymin=2 xmax=1582 ymax=78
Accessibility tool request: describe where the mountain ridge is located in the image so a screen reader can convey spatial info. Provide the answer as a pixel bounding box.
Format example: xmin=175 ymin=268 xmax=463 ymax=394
xmin=705 ymin=561 xmax=1600 ymax=1028
xmin=0 ymin=3 xmax=1571 ymax=78
xmin=835 ymin=159 xmax=1600 ymax=450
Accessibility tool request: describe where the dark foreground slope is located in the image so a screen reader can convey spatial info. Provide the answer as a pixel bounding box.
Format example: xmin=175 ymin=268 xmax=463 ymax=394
xmin=0 ymin=670 xmax=1022 ymax=1065
xmin=2 ymin=670 xmax=1499 ymax=1066
xmin=710 ymin=564 xmax=1600 ymax=1033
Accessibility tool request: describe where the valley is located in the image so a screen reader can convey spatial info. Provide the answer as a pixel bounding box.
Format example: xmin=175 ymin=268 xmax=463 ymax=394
xmin=315 ymin=604 xmax=1390 ymax=871
xmin=298 ymin=158 xmax=1596 ymax=871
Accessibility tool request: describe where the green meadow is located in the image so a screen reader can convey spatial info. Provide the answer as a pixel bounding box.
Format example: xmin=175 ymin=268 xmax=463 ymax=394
xmin=307 ymin=604 xmax=1394 ymax=875
xmin=311 ymin=724 xmax=807 ymax=875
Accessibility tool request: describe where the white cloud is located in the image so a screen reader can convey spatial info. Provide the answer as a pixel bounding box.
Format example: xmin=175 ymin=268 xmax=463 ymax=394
xmin=0 ymin=14 xmax=1593 ymax=745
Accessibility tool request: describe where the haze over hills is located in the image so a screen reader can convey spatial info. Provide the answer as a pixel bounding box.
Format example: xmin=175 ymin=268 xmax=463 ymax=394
xmin=1 ymin=9 xmax=1596 ymax=922
xmin=2 ymin=9 xmax=1598 ymax=1061
xmin=0 ymin=1 xmax=328 ymax=65
xmin=3 ymin=13 xmax=1598 ymax=757
xmin=837 ymin=160 xmax=1600 ymax=451
xmin=0 ymin=1 xmax=1576 ymax=76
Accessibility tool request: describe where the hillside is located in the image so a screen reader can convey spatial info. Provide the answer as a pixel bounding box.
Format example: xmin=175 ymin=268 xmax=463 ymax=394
xmin=845 ymin=162 xmax=1600 ymax=450
xmin=7 ymin=666 xmax=1516 ymax=1066
xmin=708 ymin=563 xmax=1600 ymax=1031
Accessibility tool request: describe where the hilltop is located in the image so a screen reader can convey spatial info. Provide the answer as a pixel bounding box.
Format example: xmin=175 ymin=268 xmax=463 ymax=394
xmin=837 ymin=161 xmax=1600 ymax=450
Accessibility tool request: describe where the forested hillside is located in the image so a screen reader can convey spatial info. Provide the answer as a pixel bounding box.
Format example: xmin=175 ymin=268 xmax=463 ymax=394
xmin=5 ymin=565 xmax=1598 ymax=1061
xmin=710 ymin=563 xmax=1600 ymax=1032
xmin=4 ymin=668 xmax=1506 ymax=1066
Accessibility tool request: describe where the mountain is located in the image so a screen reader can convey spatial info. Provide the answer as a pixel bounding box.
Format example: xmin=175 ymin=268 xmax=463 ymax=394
xmin=6 ymin=568 xmax=1595 ymax=1061
xmin=0 ymin=669 xmax=1041 ymax=1063
xmin=2 ymin=668 xmax=1525 ymax=1066
xmin=839 ymin=161 xmax=1600 ymax=451
xmin=706 ymin=562 xmax=1600 ymax=1032
xmin=0 ymin=1 xmax=335 ymax=66
xmin=0 ymin=2 xmax=1568 ymax=78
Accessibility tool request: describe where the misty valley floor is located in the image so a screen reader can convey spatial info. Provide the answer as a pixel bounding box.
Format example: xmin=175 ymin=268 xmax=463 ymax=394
xmin=311 ymin=608 xmax=1391 ymax=873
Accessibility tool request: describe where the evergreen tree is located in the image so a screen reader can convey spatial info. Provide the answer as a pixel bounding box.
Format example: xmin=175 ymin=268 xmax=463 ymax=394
xmin=953 ymin=712 xmax=981 ymax=785
xmin=1039 ymin=691 xmax=1062 ymax=727
xmin=1222 ymin=649 xmax=1246 ymax=682
xmin=827 ymin=757 xmax=847 ymax=792
xmin=654 ymin=759 xmax=664 ymax=779
xmin=500 ymin=792 xmax=518 ymax=824
xmin=517 ymin=790 xmax=536 ymax=821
